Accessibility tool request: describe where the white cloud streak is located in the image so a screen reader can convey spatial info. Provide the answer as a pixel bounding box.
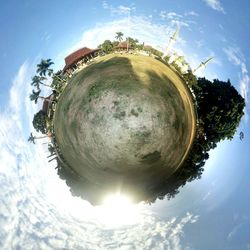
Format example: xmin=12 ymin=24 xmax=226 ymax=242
xmin=185 ymin=11 xmax=199 ymax=17
xmin=102 ymin=1 xmax=135 ymax=15
xmin=160 ymin=11 xmax=183 ymax=20
xmin=203 ymin=0 xmax=226 ymax=14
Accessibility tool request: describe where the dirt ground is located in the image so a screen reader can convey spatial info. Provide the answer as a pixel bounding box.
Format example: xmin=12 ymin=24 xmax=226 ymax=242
xmin=54 ymin=54 xmax=196 ymax=195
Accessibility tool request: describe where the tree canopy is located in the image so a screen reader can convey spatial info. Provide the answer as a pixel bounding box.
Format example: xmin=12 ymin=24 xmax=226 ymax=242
xmin=115 ymin=31 xmax=124 ymax=42
xmin=36 ymin=59 xmax=54 ymax=76
xmin=32 ymin=110 xmax=47 ymax=134
xmin=29 ymin=89 xmax=42 ymax=104
xmin=194 ymin=78 xmax=245 ymax=142
xmin=99 ymin=40 xmax=114 ymax=53
xmin=183 ymin=70 xmax=197 ymax=87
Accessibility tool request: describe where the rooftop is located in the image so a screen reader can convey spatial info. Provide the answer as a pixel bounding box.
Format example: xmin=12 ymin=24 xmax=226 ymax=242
xmin=63 ymin=47 xmax=100 ymax=71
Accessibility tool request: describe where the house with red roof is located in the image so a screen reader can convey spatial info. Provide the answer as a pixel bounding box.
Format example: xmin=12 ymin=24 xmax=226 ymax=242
xmin=63 ymin=47 xmax=100 ymax=73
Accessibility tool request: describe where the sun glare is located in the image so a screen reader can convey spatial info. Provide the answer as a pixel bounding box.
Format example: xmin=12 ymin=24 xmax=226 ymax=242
xmin=95 ymin=193 xmax=140 ymax=227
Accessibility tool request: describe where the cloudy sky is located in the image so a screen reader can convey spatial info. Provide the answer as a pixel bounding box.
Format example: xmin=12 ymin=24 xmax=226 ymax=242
xmin=0 ymin=0 xmax=250 ymax=249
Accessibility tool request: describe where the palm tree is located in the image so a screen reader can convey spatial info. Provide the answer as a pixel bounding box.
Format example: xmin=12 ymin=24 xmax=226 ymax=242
xmin=28 ymin=132 xmax=47 ymax=144
xmin=36 ymin=59 xmax=54 ymax=76
xmin=31 ymin=75 xmax=60 ymax=93
xmin=115 ymin=32 xmax=124 ymax=42
xmin=29 ymin=89 xmax=52 ymax=104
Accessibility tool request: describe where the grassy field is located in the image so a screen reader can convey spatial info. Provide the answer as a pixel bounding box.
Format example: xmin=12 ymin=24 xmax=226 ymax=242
xmin=54 ymin=54 xmax=196 ymax=193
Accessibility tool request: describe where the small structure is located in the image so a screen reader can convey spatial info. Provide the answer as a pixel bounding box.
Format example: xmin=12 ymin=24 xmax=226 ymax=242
xmin=115 ymin=41 xmax=131 ymax=51
xmin=42 ymin=94 xmax=54 ymax=115
xmin=143 ymin=45 xmax=153 ymax=50
xmin=63 ymin=47 xmax=100 ymax=73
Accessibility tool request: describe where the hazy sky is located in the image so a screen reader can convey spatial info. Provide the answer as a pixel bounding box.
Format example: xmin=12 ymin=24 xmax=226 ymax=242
xmin=0 ymin=0 xmax=250 ymax=249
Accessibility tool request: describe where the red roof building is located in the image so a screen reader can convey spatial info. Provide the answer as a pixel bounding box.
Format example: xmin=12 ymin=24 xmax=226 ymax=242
xmin=63 ymin=47 xmax=100 ymax=72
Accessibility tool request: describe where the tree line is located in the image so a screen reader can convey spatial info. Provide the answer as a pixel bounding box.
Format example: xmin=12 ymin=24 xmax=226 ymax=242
xmin=98 ymin=31 xmax=163 ymax=57
xmin=27 ymin=36 xmax=246 ymax=204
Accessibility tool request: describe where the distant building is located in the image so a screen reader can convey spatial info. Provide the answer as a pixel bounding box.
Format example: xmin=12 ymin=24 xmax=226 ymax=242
xmin=115 ymin=41 xmax=131 ymax=50
xmin=42 ymin=94 xmax=54 ymax=115
xmin=63 ymin=47 xmax=100 ymax=73
xmin=143 ymin=45 xmax=153 ymax=50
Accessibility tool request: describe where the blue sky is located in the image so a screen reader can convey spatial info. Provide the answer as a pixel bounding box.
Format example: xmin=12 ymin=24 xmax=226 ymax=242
xmin=0 ymin=0 xmax=250 ymax=249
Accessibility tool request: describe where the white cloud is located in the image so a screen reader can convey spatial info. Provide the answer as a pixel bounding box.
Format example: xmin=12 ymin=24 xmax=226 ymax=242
xmin=195 ymin=40 xmax=204 ymax=48
xmin=185 ymin=11 xmax=199 ymax=17
xmin=203 ymin=0 xmax=226 ymax=14
xmin=170 ymin=20 xmax=189 ymax=28
xmin=160 ymin=11 xmax=183 ymax=20
xmin=102 ymin=1 xmax=135 ymax=15
xmin=66 ymin=16 xmax=178 ymax=54
xmin=227 ymin=215 xmax=249 ymax=244
xmin=202 ymin=191 xmax=211 ymax=201
xmin=41 ymin=31 xmax=51 ymax=42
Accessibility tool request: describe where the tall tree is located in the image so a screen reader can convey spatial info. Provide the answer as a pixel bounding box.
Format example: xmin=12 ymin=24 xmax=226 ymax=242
xmin=32 ymin=110 xmax=47 ymax=134
xmin=194 ymin=78 xmax=245 ymax=142
xmin=31 ymin=75 xmax=46 ymax=89
xmin=31 ymin=75 xmax=60 ymax=93
xmin=115 ymin=32 xmax=124 ymax=42
xmin=126 ymin=37 xmax=139 ymax=49
xmin=36 ymin=59 xmax=54 ymax=77
xmin=100 ymin=40 xmax=114 ymax=53
xmin=29 ymin=89 xmax=52 ymax=104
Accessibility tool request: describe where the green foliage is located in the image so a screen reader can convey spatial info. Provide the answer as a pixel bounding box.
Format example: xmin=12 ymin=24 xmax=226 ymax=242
xmin=112 ymin=41 xmax=119 ymax=47
xmin=31 ymin=75 xmax=46 ymax=90
xmin=115 ymin=31 xmax=124 ymax=42
xmin=183 ymin=70 xmax=197 ymax=87
xmin=99 ymin=40 xmax=114 ymax=53
xmin=163 ymin=55 xmax=171 ymax=63
xmin=143 ymin=46 xmax=163 ymax=57
xmin=29 ymin=89 xmax=41 ymax=104
xmin=51 ymin=71 xmax=67 ymax=94
xmin=194 ymin=78 xmax=245 ymax=142
xmin=170 ymin=61 xmax=182 ymax=73
xmin=32 ymin=110 xmax=47 ymax=134
xmin=126 ymin=37 xmax=139 ymax=49
xmin=36 ymin=59 xmax=54 ymax=76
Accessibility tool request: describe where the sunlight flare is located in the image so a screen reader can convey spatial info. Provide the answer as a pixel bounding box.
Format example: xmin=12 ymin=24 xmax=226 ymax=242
xmin=95 ymin=193 xmax=140 ymax=227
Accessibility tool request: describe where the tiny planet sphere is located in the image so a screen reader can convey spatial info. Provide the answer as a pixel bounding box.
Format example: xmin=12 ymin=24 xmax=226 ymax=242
xmin=54 ymin=54 xmax=196 ymax=202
